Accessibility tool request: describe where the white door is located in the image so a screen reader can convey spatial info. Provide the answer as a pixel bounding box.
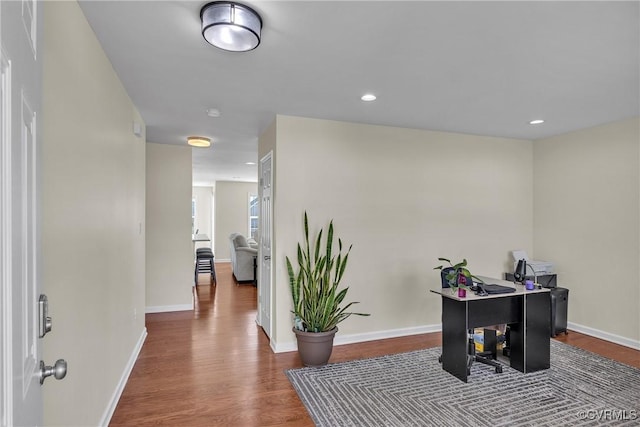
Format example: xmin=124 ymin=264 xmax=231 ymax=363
xmin=0 ymin=1 xmax=48 ymax=425
xmin=258 ymin=152 xmax=273 ymax=338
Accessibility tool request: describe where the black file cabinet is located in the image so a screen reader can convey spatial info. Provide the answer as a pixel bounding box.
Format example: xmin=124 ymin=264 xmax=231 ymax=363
xmin=550 ymin=287 xmax=569 ymax=337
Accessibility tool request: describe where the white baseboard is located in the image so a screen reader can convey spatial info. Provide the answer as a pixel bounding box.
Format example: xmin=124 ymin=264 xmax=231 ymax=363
xmin=567 ymin=322 xmax=640 ymax=350
xmin=272 ymin=322 xmax=640 ymax=353
xmin=272 ymin=324 xmax=442 ymax=353
xmin=99 ymin=328 xmax=147 ymax=427
xmin=145 ymin=303 xmax=193 ymax=313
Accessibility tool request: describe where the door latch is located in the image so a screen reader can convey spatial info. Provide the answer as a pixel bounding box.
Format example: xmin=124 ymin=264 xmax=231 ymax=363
xmin=38 ymin=294 xmax=52 ymax=338
xmin=39 ymin=359 xmax=67 ymax=385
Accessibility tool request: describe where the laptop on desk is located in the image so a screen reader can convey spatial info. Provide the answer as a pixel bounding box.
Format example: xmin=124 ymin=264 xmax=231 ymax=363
xmin=478 ymin=283 xmax=516 ymax=294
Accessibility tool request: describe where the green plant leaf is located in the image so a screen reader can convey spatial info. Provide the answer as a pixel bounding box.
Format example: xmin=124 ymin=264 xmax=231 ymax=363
xmin=471 ymin=275 xmax=485 ymax=284
xmin=287 ymin=213 xmax=369 ymax=332
xmin=435 ymin=257 xmax=479 ymax=289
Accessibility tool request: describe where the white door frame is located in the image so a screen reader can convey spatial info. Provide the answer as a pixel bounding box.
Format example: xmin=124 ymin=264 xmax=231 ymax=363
xmin=0 ymin=44 xmax=14 ymax=427
xmin=257 ymin=151 xmax=273 ymax=339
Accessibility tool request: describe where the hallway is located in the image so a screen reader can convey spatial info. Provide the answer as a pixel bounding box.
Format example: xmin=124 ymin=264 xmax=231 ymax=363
xmin=109 ymin=263 xmax=435 ymax=426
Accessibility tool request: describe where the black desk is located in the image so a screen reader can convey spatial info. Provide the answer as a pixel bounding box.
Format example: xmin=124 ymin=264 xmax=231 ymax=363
xmin=432 ymin=277 xmax=550 ymax=382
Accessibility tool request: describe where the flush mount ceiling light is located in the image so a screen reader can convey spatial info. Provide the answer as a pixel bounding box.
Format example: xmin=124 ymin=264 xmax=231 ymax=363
xmin=529 ymin=119 xmax=545 ymax=125
xmin=187 ymin=136 xmax=211 ymax=148
xmin=206 ymin=108 xmax=221 ymax=117
xmin=200 ymin=2 xmax=262 ymax=52
xmin=361 ymin=94 xmax=377 ymax=102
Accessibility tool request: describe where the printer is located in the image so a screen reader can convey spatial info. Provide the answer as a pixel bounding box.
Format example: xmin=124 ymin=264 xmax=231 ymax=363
xmin=511 ymin=250 xmax=554 ymax=275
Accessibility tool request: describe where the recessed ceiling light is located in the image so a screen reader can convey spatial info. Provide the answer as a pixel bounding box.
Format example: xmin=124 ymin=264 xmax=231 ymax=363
xmin=529 ymin=119 xmax=544 ymax=125
xmin=206 ymin=108 xmax=221 ymax=117
xmin=361 ymin=94 xmax=376 ymax=102
xmin=245 ymin=162 xmax=256 ymax=165
xmin=187 ymin=136 xmax=211 ymax=147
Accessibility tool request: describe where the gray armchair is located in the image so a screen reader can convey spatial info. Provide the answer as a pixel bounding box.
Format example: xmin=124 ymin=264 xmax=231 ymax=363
xmin=229 ymin=233 xmax=258 ymax=282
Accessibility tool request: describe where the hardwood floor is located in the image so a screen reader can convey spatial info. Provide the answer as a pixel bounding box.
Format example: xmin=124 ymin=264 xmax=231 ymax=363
xmin=109 ymin=263 xmax=640 ymax=426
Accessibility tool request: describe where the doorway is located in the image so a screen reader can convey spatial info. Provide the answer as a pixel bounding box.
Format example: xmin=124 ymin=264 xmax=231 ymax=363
xmin=257 ymin=152 xmax=273 ymax=338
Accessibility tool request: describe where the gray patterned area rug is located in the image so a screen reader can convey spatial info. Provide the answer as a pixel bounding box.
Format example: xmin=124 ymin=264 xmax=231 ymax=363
xmin=286 ymin=340 xmax=640 ymax=426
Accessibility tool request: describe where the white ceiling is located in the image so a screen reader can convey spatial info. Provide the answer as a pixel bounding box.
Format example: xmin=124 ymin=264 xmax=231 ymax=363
xmin=78 ymin=1 xmax=639 ymax=186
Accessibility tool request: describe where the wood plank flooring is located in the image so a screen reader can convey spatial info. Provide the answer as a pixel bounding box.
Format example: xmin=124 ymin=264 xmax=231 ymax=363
xmin=109 ymin=263 xmax=640 ymax=426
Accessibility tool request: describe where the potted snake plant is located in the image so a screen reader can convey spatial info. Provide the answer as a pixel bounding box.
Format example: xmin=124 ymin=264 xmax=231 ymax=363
xmin=286 ymin=212 xmax=369 ymax=366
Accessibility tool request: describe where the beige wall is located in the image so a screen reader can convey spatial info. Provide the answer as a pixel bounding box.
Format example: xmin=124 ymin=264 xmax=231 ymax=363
xmin=42 ymin=2 xmax=146 ymax=425
xmin=146 ymin=143 xmax=194 ymax=311
xmin=214 ymin=181 xmax=259 ymax=261
xmin=258 ymin=119 xmax=277 ymax=161
xmin=534 ymin=117 xmax=640 ymax=345
xmin=192 ymin=186 xmax=213 ymax=250
xmin=267 ymin=115 xmax=534 ymax=350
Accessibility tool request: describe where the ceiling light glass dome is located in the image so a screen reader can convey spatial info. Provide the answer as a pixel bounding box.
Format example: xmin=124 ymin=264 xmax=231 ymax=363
xmin=200 ymin=2 xmax=262 ymax=52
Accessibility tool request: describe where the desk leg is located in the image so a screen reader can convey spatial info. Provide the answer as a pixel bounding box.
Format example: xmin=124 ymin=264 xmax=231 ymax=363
xmin=509 ymin=293 xmax=550 ymax=373
xmin=442 ymin=297 xmax=469 ymax=382
xmin=524 ymin=292 xmax=550 ymax=372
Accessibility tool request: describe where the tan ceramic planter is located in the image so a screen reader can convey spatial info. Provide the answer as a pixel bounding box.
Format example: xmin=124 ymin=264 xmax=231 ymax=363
xmin=293 ymin=327 xmax=337 ymax=367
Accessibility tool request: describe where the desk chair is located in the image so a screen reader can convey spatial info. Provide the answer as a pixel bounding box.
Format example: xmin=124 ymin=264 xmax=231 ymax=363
xmin=438 ymin=268 xmax=503 ymax=375
xmin=467 ymin=329 xmax=503 ymax=374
